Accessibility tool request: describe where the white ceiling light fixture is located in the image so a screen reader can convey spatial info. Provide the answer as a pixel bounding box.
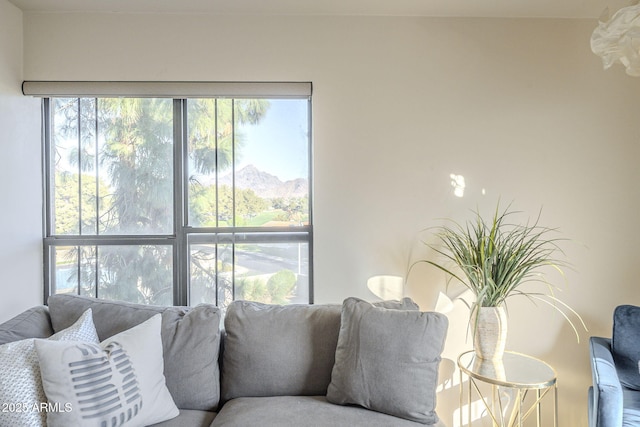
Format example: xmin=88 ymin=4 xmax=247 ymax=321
xmin=591 ymin=3 xmax=640 ymax=76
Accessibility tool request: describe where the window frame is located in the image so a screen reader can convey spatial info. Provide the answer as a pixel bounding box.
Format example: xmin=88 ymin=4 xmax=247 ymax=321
xmin=39 ymin=84 xmax=313 ymax=307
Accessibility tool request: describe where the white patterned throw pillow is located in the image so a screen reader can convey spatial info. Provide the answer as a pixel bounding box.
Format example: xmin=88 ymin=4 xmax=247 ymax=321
xmin=0 ymin=308 xmax=99 ymax=427
xmin=35 ymin=314 xmax=179 ymax=427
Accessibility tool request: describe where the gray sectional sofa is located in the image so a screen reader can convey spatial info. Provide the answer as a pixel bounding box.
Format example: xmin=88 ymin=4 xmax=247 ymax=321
xmin=0 ymin=294 xmax=448 ymax=427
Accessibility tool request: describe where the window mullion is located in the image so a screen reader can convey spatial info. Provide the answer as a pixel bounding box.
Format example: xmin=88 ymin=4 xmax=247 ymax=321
xmin=175 ymin=98 xmax=188 ymax=306
xmin=215 ymin=99 xmax=219 ymax=229
xmin=231 ymin=240 xmax=235 ymax=303
xmin=214 ymin=99 xmax=219 ymax=305
xmin=231 ymin=99 xmax=235 ymax=229
xmin=230 ymin=101 xmax=236 ymax=302
xmin=94 ymin=245 xmax=99 ymax=299
xmin=95 ymin=99 xmax=100 ymax=236
xmin=43 ymin=98 xmax=53 ymax=302
xmin=214 ymin=243 xmax=219 ymax=307
xmin=77 ymin=98 xmax=82 ymax=236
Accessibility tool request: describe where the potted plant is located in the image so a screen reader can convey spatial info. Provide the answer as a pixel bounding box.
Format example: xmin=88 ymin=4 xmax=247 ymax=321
xmin=416 ymin=202 xmax=585 ymax=360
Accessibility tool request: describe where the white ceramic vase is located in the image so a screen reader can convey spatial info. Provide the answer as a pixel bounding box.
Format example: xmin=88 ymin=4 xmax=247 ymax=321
xmin=473 ymin=306 xmax=508 ymax=360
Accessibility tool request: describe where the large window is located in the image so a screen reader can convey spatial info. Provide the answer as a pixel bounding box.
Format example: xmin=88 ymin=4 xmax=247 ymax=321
xmin=37 ymin=82 xmax=312 ymax=308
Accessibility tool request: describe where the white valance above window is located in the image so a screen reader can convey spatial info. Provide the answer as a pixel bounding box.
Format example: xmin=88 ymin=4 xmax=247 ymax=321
xmin=22 ymin=81 xmax=312 ymax=98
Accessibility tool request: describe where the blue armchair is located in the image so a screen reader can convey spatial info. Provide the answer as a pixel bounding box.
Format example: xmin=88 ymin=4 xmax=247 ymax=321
xmin=589 ymin=305 xmax=640 ymax=426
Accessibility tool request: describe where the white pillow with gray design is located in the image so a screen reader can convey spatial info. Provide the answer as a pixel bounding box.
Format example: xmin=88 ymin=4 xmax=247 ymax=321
xmin=35 ymin=313 xmax=179 ymax=427
xmin=0 ymin=308 xmax=99 ymax=427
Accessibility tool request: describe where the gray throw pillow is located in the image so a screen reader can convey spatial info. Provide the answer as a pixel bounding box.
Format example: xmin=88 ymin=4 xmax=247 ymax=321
xmin=326 ymin=297 xmax=448 ymax=425
xmin=221 ymin=298 xmax=418 ymax=402
xmin=374 ymin=297 xmax=420 ymax=310
xmin=47 ymin=294 xmax=222 ymax=411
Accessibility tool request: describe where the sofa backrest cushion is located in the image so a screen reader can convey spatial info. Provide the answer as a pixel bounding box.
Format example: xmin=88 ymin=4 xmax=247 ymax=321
xmin=612 ymin=304 xmax=640 ymax=390
xmin=0 ymin=306 xmax=53 ymax=345
xmin=326 ymin=297 xmax=448 ymax=424
xmin=47 ymin=294 xmax=222 ymax=411
xmin=220 ymin=298 xmax=419 ymax=402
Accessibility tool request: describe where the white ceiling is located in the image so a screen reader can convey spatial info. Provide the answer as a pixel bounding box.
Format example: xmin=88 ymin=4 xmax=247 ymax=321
xmin=6 ymin=0 xmax=635 ymax=19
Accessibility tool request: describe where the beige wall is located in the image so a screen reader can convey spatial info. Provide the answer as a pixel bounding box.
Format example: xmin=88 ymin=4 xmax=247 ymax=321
xmin=0 ymin=0 xmax=42 ymax=322
xmin=17 ymin=11 xmax=640 ymax=425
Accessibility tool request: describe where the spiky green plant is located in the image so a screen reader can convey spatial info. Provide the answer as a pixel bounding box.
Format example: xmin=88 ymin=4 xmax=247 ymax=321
xmin=417 ymin=203 xmax=586 ymax=340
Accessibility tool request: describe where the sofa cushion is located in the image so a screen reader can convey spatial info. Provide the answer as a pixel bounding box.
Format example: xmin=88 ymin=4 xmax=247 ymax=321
xmin=48 ymin=294 xmax=222 ymax=411
xmin=0 ymin=309 xmax=98 ymax=427
xmin=0 ymin=306 xmax=53 ymax=345
xmin=326 ymin=297 xmax=448 ymax=424
xmin=211 ymin=396 xmax=444 ymax=427
xmin=221 ymin=301 xmax=341 ymax=402
xmin=36 ymin=314 xmax=179 ymax=427
xmin=612 ymin=305 xmax=640 ymax=390
xmin=221 ymin=298 xmax=418 ymax=402
xmin=149 ymin=409 xmax=217 ymax=427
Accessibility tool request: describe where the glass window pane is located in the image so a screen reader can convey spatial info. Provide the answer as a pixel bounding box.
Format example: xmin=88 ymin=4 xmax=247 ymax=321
xmin=51 ymin=98 xmax=174 ymax=236
xmin=189 ymin=241 xmax=233 ymax=307
xmin=51 ymin=98 xmax=80 ymax=235
xmin=187 ymin=99 xmax=233 ymax=227
xmin=234 ymin=99 xmax=309 ymax=227
xmin=235 ymin=242 xmax=309 ymax=305
xmin=187 ymin=98 xmax=310 ymax=228
xmin=189 ymin=238 xmax=309 ymax=308
xmin=52 ymin=246 xmax=97 ymax=296
xmin=52 ymin=244 xmax=173 ymax=305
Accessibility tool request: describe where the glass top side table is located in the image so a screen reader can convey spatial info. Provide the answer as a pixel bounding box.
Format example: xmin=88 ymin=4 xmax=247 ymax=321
xmin=457 ymin=351 xmax=557 ymax=427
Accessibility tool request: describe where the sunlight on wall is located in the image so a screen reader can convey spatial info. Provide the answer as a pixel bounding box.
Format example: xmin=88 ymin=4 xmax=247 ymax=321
xmin=450 ymin=173 xmax=466 ymax=198
xmin=450 ymin=172 xmax=486 ymax=198
xmin=435 ymin=288 xmax=474 ymax=314
xmin=366 ymin=275 xmax=404 ymax=301
xmin=453 ymin=392 xmax=518 ymax=427
xmin=435 ymin=291 xmax=455 ymax=313
xmin=454 ymin=400 xmax=489 ymax=427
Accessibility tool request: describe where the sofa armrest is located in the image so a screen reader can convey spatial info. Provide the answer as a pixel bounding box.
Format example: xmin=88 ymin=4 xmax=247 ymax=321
xmin=590 ymin=336 xmax=623 ymax=427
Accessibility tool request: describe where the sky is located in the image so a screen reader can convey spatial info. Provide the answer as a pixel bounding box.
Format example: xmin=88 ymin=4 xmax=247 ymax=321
xmin=236 ymin=98 xmax=310 ymax=182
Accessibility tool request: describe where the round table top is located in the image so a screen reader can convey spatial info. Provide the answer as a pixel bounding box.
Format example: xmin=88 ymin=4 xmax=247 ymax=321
xmin=457 ymin=351 xmax=557 ymax=389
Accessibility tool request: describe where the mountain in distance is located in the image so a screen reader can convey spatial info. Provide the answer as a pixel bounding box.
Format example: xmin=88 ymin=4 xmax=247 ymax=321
xmin=219 ymin=164 xmax=308 ymax=199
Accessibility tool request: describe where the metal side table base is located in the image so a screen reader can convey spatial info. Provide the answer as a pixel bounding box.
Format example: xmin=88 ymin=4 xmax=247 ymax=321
xmin=458 ymin=351 xmax=558 ymax=427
